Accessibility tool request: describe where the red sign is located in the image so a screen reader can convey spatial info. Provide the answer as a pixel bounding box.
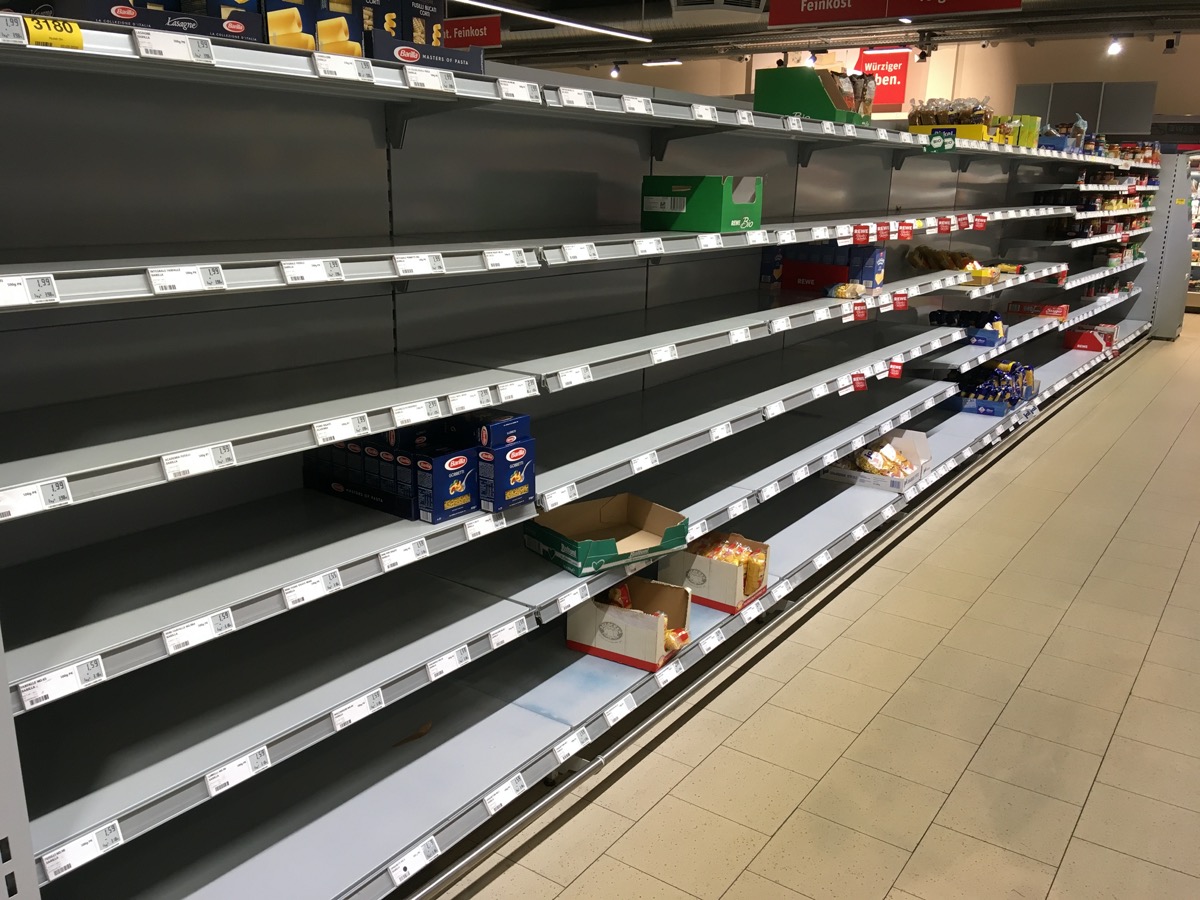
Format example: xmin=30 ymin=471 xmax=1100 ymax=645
xmin=973 ymin=215 xmax=988 ymax=231
xmin=853 ymin=224 xmax=872 ymax=245
xmin=876 ymin=222 xmax=891 ymax=240
xmin=938 ymin=217 xmax=952 ymax=234
xmin=893 ymin=291 xmax=909 ymax=310
xmin=443 ymin=15 xmax=501 ymax=48
xmin=854 ymin=48 xmax=909 ymax=112
xmin=889 ymin=0 xmax=1021 ymax=16
xmin=852 ymin=373 xmax=868 ymax=391
xmin=853 ymin=301 xmax=868 ymax=321
xmin=888 ymin=360 xmax=904 ymax=378
xmin=771 ymin=0 xmax=1019 ymax=26
xmin=1057 ymin=269 xmax=1068 ymax=286
xmin=898 ymin=221 xmax=914 ymax=241
xmin=956 ymin=214 xmax=970 ymax=231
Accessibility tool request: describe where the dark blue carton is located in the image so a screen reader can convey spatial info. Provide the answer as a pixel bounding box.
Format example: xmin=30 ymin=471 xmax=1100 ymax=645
xmin=415 ymin=446 xmax=479 ymax=524
xmin=445 ymin=409 xmax=531 ymax=449
xmin=479 ymin=437 xmax=535 ymax=512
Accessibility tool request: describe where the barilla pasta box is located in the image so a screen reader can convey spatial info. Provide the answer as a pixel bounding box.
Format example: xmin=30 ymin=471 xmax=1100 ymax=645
xmin=366 ymin=28 xmax=484 ymax=72
xmin=479 ymin=437 xmax=535 ymax=513
xmin=302 ymin=447 xmax=418 ymax=518
xmin=524 ymin=493 xmax=689 ymax=577
xmin=362 ymin=0 xmax=441 ymax=43
xmin=13 ymin=0 xmax=263 ymax=41
xmin=264 ymin=0 xmax=363 ymax=56
xmin=444 ymin=409 xmax=531 ymax=449
xmin=658 ymin=532 xmax=770 ymax=614
xmin=414 ymin=445 xmax=479 ymax=524
xmin=566 ymin=577 xmax=692 ymax=672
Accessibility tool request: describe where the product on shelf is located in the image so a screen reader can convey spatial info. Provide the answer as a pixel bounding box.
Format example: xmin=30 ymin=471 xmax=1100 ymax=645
xmin=753 ymin=66 xmax=872 ymax=124
xmin=565 ymin=575 xmax=692 ymax=672
xmin=772 ymin=242 xmax=885 ymax=296
xmin=823 ymin=430 xmax=932 ymax=491
xmin=1064 ymin=323 xmax=1121 ymax=352
xmin=641 ymin=176 xmax=763 ymax=234
xmin=906 ymin=245 xmax=976 ymax=271
xmin=907 ymin=97 xmax=1018 ymax=145
xmin=365 ymin=0 xmax=484 ymax=71
xmin=1007 ymin=300 xmax=1070 ymax=322
xmin=265 ymin=0 xmax=363 ymax=55
xmin=659 ymin=532 xmax=770 ymax=614
xmin=2 ymin=0 xmax=264 ymax=41
xmin=951 ymin=360 xmax=1037 ymax=416
xmin=930 ymin=310 xmax=1006 ymax=345
xmin=524 ymin=493 xmax=689 ymax=577
xmin=993 ymin=114 xmax=1041 ymax=148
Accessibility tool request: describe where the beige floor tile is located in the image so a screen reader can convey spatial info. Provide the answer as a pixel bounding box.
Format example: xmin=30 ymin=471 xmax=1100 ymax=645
xmin=843 ymin=610 xmax=948 ymax=659
xmin=969 ymin=725 xmax=1101 ymax=805
xmin=609 ymin=796 xmax=767 ymax=900
xmin=1133 ymin=662 xmax=1200 ymax=713
xmin=442 ymin=855 xmax=563 ymax=900
xmin=788 ymin=613 xmax=851 ymax=650
xmin=654 ymin=710 xmax=742 ymax=767
xmin=1146 ymin=631 xmax=1200 ymax=675
xmin=845 ymin=714 xmax=977 ymax=792
xmin=800 ymin=758 xmax=945 ymax=851
xmin=1105 ymin=537 xmax=1188 ymax=570
xmin=852 ymin=566 xmax=906 ymax=596
xmin=901 ymin=563 xmax=993 ymax=602
xmin=942 ymin=616 xmax=1046 ymax=667
xmin=721 ymin=871 xmax=813 ymax=900
xmin=1134 ymin=489 xmax=1200 ymax=518
xmin=884 ymin=891 xmax=925 ymax=900
xmin=1059 ymin=600 xmax=1160 ymax=644
xmin=725 ymin=703 xmax=856 ymax=780
xmin=556 ymin=855 xmax=694 ymax=900
xmin=922 ymin=549 xmax=1008 ymax=580
xmin=883 ymin=677 xmax=1003 ymax=743
xmin=770 ymin=668 xmax=893 ymax=733
xmin=1091 ymin=555 xmax=1180 ymax=593
xmin=873 ymin=585 xmax=972 ymax=628
xmin=935 ymin=770 xmax=1080 ymax=865
xmin=749 ymin=808 xmax=909 ymax=900
xmin=750 ymin=641 xmax=820 ymax=683
xmin=1048 ymin=837 xmax=1200 ymax=900
xmin=913 ymin=645 xmax=1025 ymax=703
xmin=1023 ymin=654 xmax=1134 ymax=713
xmin=963 ymin=509 xmax=1043 ymax=542
xmin=1170 ymin=580 xmax=1200 ymax=609
xmin=895 ymin=824 xmax=1056 ymax=900
xmin=1116 ymin=696 xmax=1200 ymax=759
xmin=967 ymin=591 xmax=1065 ymax=637
xmin=671 ymin=745 xmax=815 ymax=834
xmin=876 ymin=536 xmax=940 ymax=574
xmin=1123 ymin=505 xmax=1200 ymax=538
xmin=1115 ymin=517 xmax=1197 ymax=551
xmin=1074 ymin=575 xmax=1170 ymax=615
xmin=703 ymin=672 xmax=782 ymax=723
xmin=1041 ymin=624 xmax=1147 ymax=677
xmin=1098 ymin=735 xmax=1200 ymax=813
xmin=1075 ymin=783 xmax=1200 ymax=877
xmin=590 ymin=751 xmax=694 ymax=821
xmin=1006 ymin=551 xmax=1095 ymax=586
xmin=996 ymin=689 xmax=1118 ymax=756
xmin=505 ymin=803 xmax=634 ymax=887
xmin=988 ymin=570 xmax=1080 ymax=610
xmin=983 ymin=485 xmax=1070 ymax=522
xmin=821 ymin=587 xmax=880 ymax=622
xmin=808 ymin=637 xmax=922 ymax=692
xmin=1178 ymin=557 xmax=1200 ymax=587
xmin=1160 ymin=605 xmax=1200 ymax=641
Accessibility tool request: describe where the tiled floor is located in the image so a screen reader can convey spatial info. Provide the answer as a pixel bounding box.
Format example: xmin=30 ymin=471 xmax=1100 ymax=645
xmin=444 ymin=319 xmax=1200 ymax=900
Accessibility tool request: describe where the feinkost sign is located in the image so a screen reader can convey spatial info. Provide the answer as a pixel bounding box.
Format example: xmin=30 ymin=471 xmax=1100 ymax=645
xmin=443 ymin=14 xmax=501 ymax=48
xmin=770 ymin=0 xmax=1020 ymax=26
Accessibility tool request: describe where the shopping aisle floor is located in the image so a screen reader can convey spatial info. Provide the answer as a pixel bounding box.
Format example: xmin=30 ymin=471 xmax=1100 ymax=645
xmin=444 ymin=319 xmax=1200 ymax=900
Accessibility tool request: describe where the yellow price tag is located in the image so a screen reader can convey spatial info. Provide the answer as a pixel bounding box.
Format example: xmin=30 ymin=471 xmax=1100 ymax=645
xmin=23 ymin=16 xmax=83 ymax=50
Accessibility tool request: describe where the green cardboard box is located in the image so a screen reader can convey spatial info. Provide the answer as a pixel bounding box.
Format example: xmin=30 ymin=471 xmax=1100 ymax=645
xmin=523 ymin=493 xmax=689 ymax=577
xmin=641 ymin=175 xmax=763 ymax=233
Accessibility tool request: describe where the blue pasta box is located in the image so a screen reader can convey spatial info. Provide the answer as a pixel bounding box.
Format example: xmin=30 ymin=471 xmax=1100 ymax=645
xmin=445 ymin=408 xmax=531 ymax=449
xmin=479 ymin=437 xmax=536 ymax=513
xmin=966 ymin=328 xmax=1007 ymax=347
xmin=302 ymin=447 xmax=419 ymax=519
xmin=415 ymin=446 xmax=479 ymax=524
xmin=366 ymin=28 xmax=484 ymax=72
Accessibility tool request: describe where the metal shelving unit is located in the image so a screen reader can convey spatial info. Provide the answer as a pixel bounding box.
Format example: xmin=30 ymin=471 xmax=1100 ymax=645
xmin=0 ymin=25 xmax=1177 ymax=900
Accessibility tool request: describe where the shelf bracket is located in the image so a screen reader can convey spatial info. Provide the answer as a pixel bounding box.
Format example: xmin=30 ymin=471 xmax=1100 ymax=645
xmin=890 ymin=148 xmax=923 ymax=171
xmin=386 ymin=99 xmax=486 ymax=149
xmin=650 ymin=124 xmax=737 ymax=162
xmin=796 ymin=144 xmax=818 ymax=168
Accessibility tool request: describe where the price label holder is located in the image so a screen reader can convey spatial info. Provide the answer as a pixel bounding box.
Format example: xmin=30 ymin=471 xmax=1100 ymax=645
xmin=835 ymin=224 xmax=853 ymax=239
xmin=41 ymin=821 xmax=123 ymax=882
xmin=876 ymin=128 xmax=889 ymax=140
xmin=392 ymin=397 xmax=442 ymax=428
xmin=771 ymin=578 xmax=793 ymax=604
xmin=686 ymin=518 xmax=708 ymax=543
xmin=18 ymin=655 xmax=105 ymax=710
xmin=823 ymin=449 xmax=839 ymax=467
xmin=556 ymin=583 xmax=590 ymax=615
xmin=312 ymin=412 xmax=371 ymax=444
xmin=757 ymin=482 xmax=780 ymax=503
xmin=821 ymin=120 xmax=836 ymax=135
xmin=843 ymin=123 xmax=857 ymax=137
xmin=483 ymin=248 xmax=528 ymax=270
xmin=634 ymin=237 xmax=664 ymax=256
xmin=281 ymin=258 xmax=344 ymax=284
xmin=147 ymin=264 xmax=225 ymax=294
xmin=811 ymin=226 xmax=831 ymax=240
xmin=0 ymin=13 xmax=26 ymax=44
xmin=699 ymin=629 xmax=725 ymax=655
xmin=727 ymin=497 xmax=750 ymax=519
xmin=161 ymin=442 xmax=236 ymax=481
xmin=379 ymin=537 xmax=428 ymax=572
xmin=448 ymin=387 xmax=492 ymax=414
xmin=484 ymin=774 xmax=527 ymax=815
xmin=553 ymin=727 xmax=590 ymax=764
xmin=852 ymin=524 xmax=869 ymax=541
xmin=389 ymin=837 xmax=441 ymax=888
xmin=163 ymin=608 xmax=235 ymax=655
xmin=499 ymin=78 xmax=541 ymax=103
xmin=650 ymin=344 xmax=678 ymax=364
xmin=406 ymin=65 xmax=456 ymax=92
xmin=729 ymin=326 xmax=752 ymax=344
xmin=313 ymin=52 xmax=372 ymax=81
xmin=813 ymin=549 xmax=833 ymax=569
xmin=283 ymin=570 xmax=342 ymax=609
xmin=0 ymin=273 xmax=58 ymax=307
xmin=784 ymin=115 xmax=803 ymax=131
xmin=691 ymin=103 xmax=718 ymax=122
xmin=427 ymin=645 xmax=472 ymax=681
xmin=541 ymin=482 xmax=578 ymax=510
xmin=0 ymin=476 xmax=72 ymax=522
xmin=745 ymin=230 xmax=768 ymax=246
xmin=768 ymin=316 xmax=791 ymax=334
xmin=604 ymin=693 xmax=637 ymax=726
xmin=792 ymin=464 xmax=810 ymax=483
xmin=882 ymin=504 xmax=896 ymax=520
xmin=556 ymin=364 xmax=592 ymax=389
xmin=697 ymin=233 xmax=724 ymax=250
xmin=810 ymin=382 xmax=829 ymax=400
xmin=736 ymin=109 xmax=754 ymax=126
xmin=654 ymin=658 xmax=684 ymax=688
xmin=394 ymin=253 xmax=445 ymax=277
xmin=498 ymin=377 xmax=539 ymax=403
xmin=464 ymin=513 xmax=505 ymax=541
xmin=763 ymin=400 xmax=786 ymax=420
xmin=562 ymin=242 xmax=599 ymax=263
xmin=813 ymin=307 xmax=831 ymax=322
xmin=331 ymin=688 xmax=385 ymax=731
xmin=777 ymin=228 xmax=798 ymax=244
xmin=489 ymin=617 xmax=529 ymax=650
xmin=630 ymin=450 xmax=659 ymax=474
xmin=709 ymin=421 xmax=733 ymax=442
xmin=22 ymin=15 xmax=83 ymax=49
xmin=900 ymin=131 xmax=914 ymax=144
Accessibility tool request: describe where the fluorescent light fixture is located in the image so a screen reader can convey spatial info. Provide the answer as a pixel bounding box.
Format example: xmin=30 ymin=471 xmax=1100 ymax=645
xmin=642 ymin=59 xmax=683 ymax=66
xmin=449 ymin=0 xmax=653 ymax=43
xmin=898 ymin=16 xmax=913 ymax=24
xmin=1107 ymin=36 xmax=1122 ymax=55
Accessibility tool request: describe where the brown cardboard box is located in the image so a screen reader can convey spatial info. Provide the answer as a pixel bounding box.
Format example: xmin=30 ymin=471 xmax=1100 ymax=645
xmin=658 ymin=533 xmax=770 ymax=614
xmin=565 ymin=577 xmax=691 ymax=672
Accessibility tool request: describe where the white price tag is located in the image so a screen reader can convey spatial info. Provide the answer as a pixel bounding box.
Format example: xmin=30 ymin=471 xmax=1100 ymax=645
xmin=162 ymin=608 xmax=234 ymax=655
xmin=489 ymin=617 xmax=529 ymax=650
xmin=283 ymin=569 xmax=342 ymax=608
xmin=898 ymin=409 xmax=911 ymax=423
xmin=394 ymin=253 xmax=445 ymax=277
xmin=811 ymin=382 xmax=829 ymax=399
xmin=553 ymin=727 xmax=590 ymax=763
xmin=918 ymin=133 xmax=930 ymax=145
xmin=312 ymin=412 xmax=371 ymax=444
xmin=654 ymin=659 xmax=684 ymax=687
xmin=147 ymin=264 xmax=225 ymax=294
xmin=556 ymin=365 xmax=593 ymax=389
xmin=768 ymin=316 xmax=792 ymax=335
xmin=771 ymin=579 xmax=793 ymax=603
xmin=379 ymin=537 xmax=429 ymax=572
xmin=697 ymin=233 xmax=724 ymax=250
xmin=281 ymin=258 xmax=343 ymax=284
xmin=745 ymin=230 xmax=768 ymax=245
xmin=464 ymin=513 xmax=505 ymax=541
xmin=792 ymin=464 xmax=810 ymax=483
xmin=878 ymin=418 xmax=894 ymax=433
xmin=313 ymin=51 xmax=372 ymax=81
xmin=650 ymin=344 xmax=678 ymax=364
xmin=563 ymin=242 xmax=599 ymax=262
xmin=813 ymin=550 xmax=833 ymax=569
xmin=42 ymin=821 xmax=123 ymax=882
xmin=924 ymin=397 xmax=937 ymax=410
xmin=852 ymin=524 xmax=868 ymax=541
xmin=0 ymin=476 xmax=72 ymax=522
xmin=700 ymin=629 xmax=726 ymax=655
xmin=392 ymin=397 xmax=442 ymax=428
xmin=786 ymin=116 xmax=803 ymax=131
xmin=736 ymin=109 xmax=754 ymax=126
xmin=0 ymin=12 xmax=27 ymax=45
xmin=813 ymin=307 xmax=831 ymax=322
xmin=843 ymin=123 xmax=858 ymax=137
xmin=0 ymin=274 xmax=58 ymax=306
xmin=835 ymin=224 xmax=853 ymax=239
xmin=741 ymin=599 xmax=765 ymax=623
xmin=499 ymin=78 xmax=541 ymax=103
xmin=604 ymin=693 xmax=637 ymax=726
xmin=634 ymin=237 xmax=664 ymax=256
xmin=541 ymin=483 xmax=578 ymax=510
xmin=851 ymin=435 xmax=865 ymax=451
xmin=821 ymin=120 xmax=836 ymax=135
xmin=448 ymin=387 xmax=493 ymax=414
xmin=499 ymin=377 xmax=539 ymax=402
xmin=388 ymin=838 xmax=441 ymax=888
xmin=427 ymin=645 xmax=471 ymax=681
xmin=621 ymin=94 xmax=654 ymax=115
xmin=777 ymin=229 xmax=798 ymax=244
xmin=18 ymin=655 xmax=105 ymax=710
xmin=630 ymin=450 xmax=659 ymax=474
xmin=556 ymin=583 xmax=590 ymax=615
xmin=484 ymin=774 xmax=527 ymax=815
xmin=729 ymin=326 xmax=753 ymax=344
xmin=691 ymin=103 xmax=718 ymax=122
xmin=406 ymin=65 xmax=456 ymax=92
xmin=135 ymin=29 xmax=214 ymax=64
xmin=900 ymin=131 xmax=914 ymax=143
xmin=758 ymin=482 xmax=780 ymax=503
xmin=763 ymin=400 xmax=786 ymax=419
xmin=161 ymin=442 xmax=236 ymax=481
xmin=559 ymin=86 xmax=596 ymax=108
xmin=710 ymin=421 xmax=733 ymax=442
xmin=331 ymin=688 xmax=385 ymax=731
xmin=811 ymin=226 xmax=831 ymax=240
xmin=904 ymin=486 xmax=919 ymax=500
xmin=205 ymin=747 xmax=270 ymax=797
xmin=877 ymin=128 xmax=889 ymax=141
xmin=686 ymin=518 xmax=709 ymax=543
xmin=930 ymin=338 xmax=942 ymax=350
xmin=727 ymin=498 xmax=750 ymax=519
xmin=823 ymin=450 xmax=839 ymax=466
xmin=837 ymin=374 xmax=853 ymax=390
xmin=882 ymin=504 xmax=896 ymax=519
xmin=483 ymin=248 xmax=528 ymax=270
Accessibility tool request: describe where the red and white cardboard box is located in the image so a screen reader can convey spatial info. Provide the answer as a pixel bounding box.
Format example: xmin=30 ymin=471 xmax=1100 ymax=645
xmin=821 ymin=430 xmax=932 ymax=492
xmin=566 ymin=577 xmax=691 ymax=672
xmin=658 ymin=532 xmax=770 ymax=614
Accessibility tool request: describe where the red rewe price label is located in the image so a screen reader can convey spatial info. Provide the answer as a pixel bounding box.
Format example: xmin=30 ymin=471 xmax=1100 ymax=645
xmin=1120 ymin=234 xmax=1130 ymax=243
xmin=956 ymin=214 xmax=970 ymax=231
xmin=898 ymin=221 xmax=914 ymax=241
xmin=853 ymin=301 xmax=868 ymax=321
xmin=973 ymin=215 xmax=987 ymax=231
xmin=852 ymin=373 xmax=868 ymax=391
xmin=876 ymin=222 xmax=891 ymax=240
xmin=852 ymin=224 xmax=871 ymax=245
xmin=888 ymin=360 xmax=904 ymax=378
xmin=938 ymin=217 xmax=952 ymax=234
xmin=893 ymin=291 xmax=909 ymax=310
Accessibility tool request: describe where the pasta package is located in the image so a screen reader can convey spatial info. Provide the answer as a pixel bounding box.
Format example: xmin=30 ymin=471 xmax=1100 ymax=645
xmin=264 ymin=0 xmax=364 ymax=55
xmin=660 ymin=532 xmax=771 ymax=614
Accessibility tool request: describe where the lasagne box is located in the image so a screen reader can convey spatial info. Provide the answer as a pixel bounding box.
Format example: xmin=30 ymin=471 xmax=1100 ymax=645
xmin=821 ymin=430 xmax=932 ymax=492
xmin=658 ymin=532 xmax=770 ymax=614
xmin=414 ymin=445 xmax=478 ymax=524
xmin=11 ymin=0 xmax=263 ymax=40
xmin=264 ymin=0 xmax=362 ymax=56
xmin=479 ymin=437 xmax=535 ymax=513
xmin=641 ymin=175 xmax=763 ymax=234
xmin=524 ymin=493 xmax=689 ymax=577
xmin=566 ymin=577 xmax=692 ymax=672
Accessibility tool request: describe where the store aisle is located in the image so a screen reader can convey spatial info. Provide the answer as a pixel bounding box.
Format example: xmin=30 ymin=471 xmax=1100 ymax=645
xmin=444 ymin=320 xmax=1200 ymax=900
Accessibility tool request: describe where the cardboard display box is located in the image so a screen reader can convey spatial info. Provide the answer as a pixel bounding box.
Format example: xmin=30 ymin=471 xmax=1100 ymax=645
xmin=641 ymin=175 xmax=763 ymax=234
xmin=566 ymin=576 xmax=692 ymax=672
xmin=264 ymin=0 xmax=362 ymax=55
xmin=1063 ymin=323 xmax=1120 ymax=352
xmin=658 ymin=532 xmax=769 ymax=614
xmin=8 ymin=0 xmax=263 ymax=41
xmin=821 ymin=430 xmax=932 ymax=492
xmin=946 ymin=381 xmax=1038 ymax=417
xmin=524 ymin=493 xmax=689 ymax=577
xmin=367 ymin=28 xmax=483 ymax=71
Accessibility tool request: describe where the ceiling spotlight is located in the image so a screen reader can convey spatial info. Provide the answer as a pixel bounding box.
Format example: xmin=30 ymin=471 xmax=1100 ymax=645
xmin=917 ymin=50 xmax=929 ymax=63
xmin=610 ymin=62 xmax=620 ymax=77
xmin=898 ymin=16 xmax=912 ymax=24
xmin=1107 ymin=36 xmax=1122 ymax=55
xmin=805 ymin=52 xmax=817 ymax=67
